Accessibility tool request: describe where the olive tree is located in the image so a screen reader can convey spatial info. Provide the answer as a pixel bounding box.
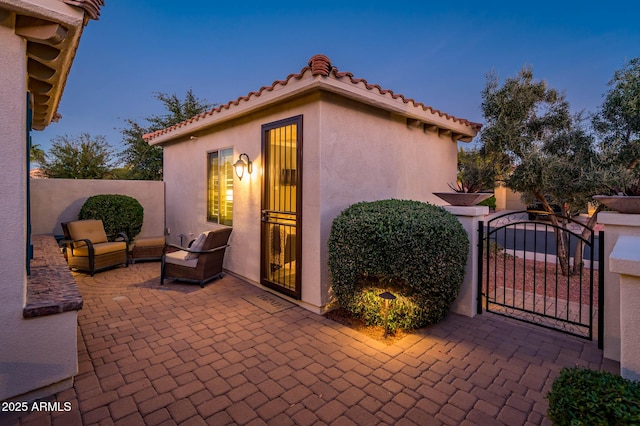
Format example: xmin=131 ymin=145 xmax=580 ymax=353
xmin=479 ymin=66 xmax=606 ymax=275
xmin=593 ymin=57 xmax=640 ymax=195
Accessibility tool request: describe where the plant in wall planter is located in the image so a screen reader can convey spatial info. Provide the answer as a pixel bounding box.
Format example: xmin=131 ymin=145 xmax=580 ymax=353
xmin=593 ymin=182 xmax=640 ymax=214
xmin=433 ymin=182 xmax=493 ymax=206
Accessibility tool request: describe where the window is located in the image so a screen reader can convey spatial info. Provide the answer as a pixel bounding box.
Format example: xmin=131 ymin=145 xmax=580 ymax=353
xmin=207 ymin=148 xmax=234 ymax=225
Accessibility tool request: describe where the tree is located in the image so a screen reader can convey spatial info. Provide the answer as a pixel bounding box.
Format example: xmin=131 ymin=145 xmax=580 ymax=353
xmin=119 ymin=89 xmax=214 ymax=180
xmin=480 ymin=67 xmax=606 ymax=275
xmin=452 ymin=146 xmax=509 ymax=193
xmin=592 ymin=57 xmax=640 ymax=195
xmin=40 ymin=133 xmax=116 ymax=179
xmin=30 ymin=143 xmax=45 ymax=166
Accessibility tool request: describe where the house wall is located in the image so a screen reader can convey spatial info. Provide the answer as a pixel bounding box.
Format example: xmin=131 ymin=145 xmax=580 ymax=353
xmin=30 ymin=179 xmax=166 ymax=238
xmin=162 ymin=92 xmax=460 ymax=312
xmin=0 ymin=19 xmax=77 ymax=402
xmin=162 ymin=97 xmax=321 ymax=310
xmin=315 ymin=95 xmax=459 ymax=308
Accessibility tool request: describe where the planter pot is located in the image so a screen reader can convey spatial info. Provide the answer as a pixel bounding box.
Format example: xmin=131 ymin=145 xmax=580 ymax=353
xmin=433 ymin=192 xmax=493 ymax=206
xmin=593 ymin=195 xmax=640 ymax=214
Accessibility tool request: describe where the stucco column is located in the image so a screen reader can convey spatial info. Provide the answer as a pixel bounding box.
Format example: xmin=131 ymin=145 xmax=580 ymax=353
xmin=598 ymin=212 xmax=640 ymax=362
xmin=444 ymin=205 xmax=489 ymax=318
xmin=609 ymin=235 xmax=640 ymax=381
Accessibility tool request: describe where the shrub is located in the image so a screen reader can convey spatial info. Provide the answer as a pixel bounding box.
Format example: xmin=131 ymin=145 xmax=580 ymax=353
xmin=78 ymin=194 xmax=144 ymax=240
xmin=547 ymin=367 xmax=640 ymax=425
xmin=327 ymin=199 xmax=469 ymax=331
xmin=478 ymin=195 xmax=496 ymax=209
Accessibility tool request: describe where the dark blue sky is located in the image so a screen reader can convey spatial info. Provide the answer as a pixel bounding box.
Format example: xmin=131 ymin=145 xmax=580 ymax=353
xmin=32 ymin=1 xmax=640 ymax=153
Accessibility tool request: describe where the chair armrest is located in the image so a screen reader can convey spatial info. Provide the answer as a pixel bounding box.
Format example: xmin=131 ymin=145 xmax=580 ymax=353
xmin=69 ymin=238 xmax=95 ymax=256
xmin=164 ymin=244 xmax=230 ymax=255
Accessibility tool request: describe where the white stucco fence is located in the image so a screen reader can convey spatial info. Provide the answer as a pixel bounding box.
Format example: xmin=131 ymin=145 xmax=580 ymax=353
xmin=30 ymin=179 xmax=165 ymax=238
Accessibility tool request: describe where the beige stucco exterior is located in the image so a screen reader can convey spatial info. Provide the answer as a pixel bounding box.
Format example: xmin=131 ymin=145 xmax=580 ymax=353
xmin=494 ymin=185 xmax=528 ymax=211
xmin=598 ymin=212 xmax=640 ymax=363
xmin=151 ymin=56 xmax=479 ymax=313
xmin=30 ymin=179 xmax=166 ymax=238
xmin=0 ymin=0 xmax=98 ymax=401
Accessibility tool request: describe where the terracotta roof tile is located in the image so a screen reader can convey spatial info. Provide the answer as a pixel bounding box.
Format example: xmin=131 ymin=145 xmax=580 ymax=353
xmin=62 ymin=0 xmax=104 ymax=20
xmin=143 ymin=54 xmax=482 ymax=142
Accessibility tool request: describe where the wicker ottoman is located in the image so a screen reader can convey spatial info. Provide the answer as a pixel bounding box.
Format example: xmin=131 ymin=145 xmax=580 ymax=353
xmin=130 ymin=236 xmax=165 ymax=263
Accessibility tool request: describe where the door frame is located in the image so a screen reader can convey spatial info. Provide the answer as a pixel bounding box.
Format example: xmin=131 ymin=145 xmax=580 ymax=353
xmin=260 ymin=115 xmax=303 ymax=299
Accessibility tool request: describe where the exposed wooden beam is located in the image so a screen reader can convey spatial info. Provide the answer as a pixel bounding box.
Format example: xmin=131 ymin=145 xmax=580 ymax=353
xmin=423 ymin=124 xmax=438 ymax=133
xmin=27 ymin=42 xmax=61 ymax=61
xmin=28 ymin=78 xmax=53 ymax=94
xmin=439 ymin=129 xmax=452 ymax=138
xmin=15 ymin=15 xmax=67 ymax=45
xmin=406 ymin=118 xmax=421 ymax=128
xmin=27 ymin=58 xmax=56 ymax=81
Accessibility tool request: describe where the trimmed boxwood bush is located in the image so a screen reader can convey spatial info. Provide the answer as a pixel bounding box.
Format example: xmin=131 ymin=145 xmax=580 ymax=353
xmin=327 ymin=199 xmax=469 ymax=331
xmin=79 ymin=194 xmax=144 ymax=241
xmin=547 ymin=367 xmax=640 ymax=425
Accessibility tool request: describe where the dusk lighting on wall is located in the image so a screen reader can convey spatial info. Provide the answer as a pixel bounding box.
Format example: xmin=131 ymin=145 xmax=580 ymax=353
xmin=234 ymin=153 xmax=253 ymax=180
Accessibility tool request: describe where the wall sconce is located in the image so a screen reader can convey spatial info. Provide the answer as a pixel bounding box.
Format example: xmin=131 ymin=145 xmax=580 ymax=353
xmin=234 ymin=153 xmax=253 ymax=180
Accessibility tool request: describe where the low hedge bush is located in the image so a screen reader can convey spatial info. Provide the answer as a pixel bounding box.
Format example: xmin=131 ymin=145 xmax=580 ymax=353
xmin=327 ymin=199 xmax=468 ymax=331
xmin=547 ymin=367 xmax=640 ymax=425
xmin=78 ymin=194 xmax=144 ymax=241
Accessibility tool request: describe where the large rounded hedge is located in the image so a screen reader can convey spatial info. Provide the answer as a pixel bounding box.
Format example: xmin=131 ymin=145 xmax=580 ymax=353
xmin=328 ymin=199 xmax=468 ymax=330
xmin=79 ymin=194 xmax=144 ymax=240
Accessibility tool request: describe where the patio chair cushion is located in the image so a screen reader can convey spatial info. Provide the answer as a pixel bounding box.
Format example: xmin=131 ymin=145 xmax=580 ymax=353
xmin=72 ymin=241 xmax=127 ymax=257
xmin=66 ymin=219 xmax=108 ymax=245
xmin=133 ymin=236 xmax=166 ymax=247
xmin=185 ymin=231 xmax=208 ymax=260
xmin=165 ymin=250 xmax=199 ymax=268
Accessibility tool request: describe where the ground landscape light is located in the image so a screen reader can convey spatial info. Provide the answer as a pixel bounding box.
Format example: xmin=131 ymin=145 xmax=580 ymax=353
xmin=379 ymin=291 xmax=397 ymax=338
xmin=234 ymin=153 xmax=253 ymax=180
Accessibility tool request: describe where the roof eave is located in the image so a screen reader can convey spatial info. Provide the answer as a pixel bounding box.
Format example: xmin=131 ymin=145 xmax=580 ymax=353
xmin=1 ymin=0 xmax=96 ymax=130
xmin=148 ymin=73 xmax=479 ymax=146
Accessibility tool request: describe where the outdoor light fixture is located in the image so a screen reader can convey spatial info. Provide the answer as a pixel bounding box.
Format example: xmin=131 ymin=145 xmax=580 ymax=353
xmin=379 ymin=291 xmax=397 ymax=338
xmin=234 ymin=153 xmax=253 ymax=180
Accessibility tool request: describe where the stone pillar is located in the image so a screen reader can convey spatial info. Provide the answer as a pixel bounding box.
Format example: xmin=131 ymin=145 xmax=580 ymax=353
xmin=444 ymin=205 xmax=489 ymax=318
xmin=609 ymin=235 xmax=640 ymax=381
xmin=598 ymin=212 xmax=640 ymax=362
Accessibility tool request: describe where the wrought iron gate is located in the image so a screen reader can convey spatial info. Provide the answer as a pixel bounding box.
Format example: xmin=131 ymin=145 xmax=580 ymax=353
xmin=477 ymin=211 xmax=604 ymax=347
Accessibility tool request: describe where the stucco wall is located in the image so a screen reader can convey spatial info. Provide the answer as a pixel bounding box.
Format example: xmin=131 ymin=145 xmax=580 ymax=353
xmin=316 ymin=95 xmax=459 ymax=308
xmin=162 ymin=92 xmax=461 ymax=312
xmin=598 ymin=212 xmax=640 ymax=362
xmin=0 ymin=19 xmax=77 ymax=402
xmin=1 ymin=311 xmax=78 ymax=401
xmin=162 ymin=98 xmax=321 ymax=308
xmin=30 ymin=179 xmax=166 ymax=238
xmin=495 ymin=185 xmax=527 ymax=211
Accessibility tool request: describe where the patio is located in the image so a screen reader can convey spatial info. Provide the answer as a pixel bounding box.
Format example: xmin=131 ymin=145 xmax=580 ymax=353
xmin=3 ymin=262 xmax=616 ymax=426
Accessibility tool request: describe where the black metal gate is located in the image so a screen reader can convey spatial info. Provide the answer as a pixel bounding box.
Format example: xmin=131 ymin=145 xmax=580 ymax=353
xmin=477 ymin=211 xmax=604 ymax=347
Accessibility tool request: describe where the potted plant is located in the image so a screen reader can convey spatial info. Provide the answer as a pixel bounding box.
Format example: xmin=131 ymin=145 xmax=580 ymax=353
xmin=593 ymin=178 xmax=640 ymax=214
xmin=433 ymin=148 xmax=496 ymax=206
xmin=433 ymin=183 xmax=493 ymax=206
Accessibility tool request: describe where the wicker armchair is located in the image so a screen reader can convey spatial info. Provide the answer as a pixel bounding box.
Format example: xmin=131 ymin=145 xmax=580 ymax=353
xmin=62 ymin=219 xmax=129 ymax=276
xmin=161 ymin=227 xmax=232 ymax=288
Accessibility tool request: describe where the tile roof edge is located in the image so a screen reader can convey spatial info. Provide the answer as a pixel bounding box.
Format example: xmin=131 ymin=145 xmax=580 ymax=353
xmin=143 ymin=54 xmax=482 ymax=143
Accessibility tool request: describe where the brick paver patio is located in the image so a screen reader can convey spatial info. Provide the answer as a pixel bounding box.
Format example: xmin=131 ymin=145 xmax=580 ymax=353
xmin=2 ymin=263 xmax=617 ymax=425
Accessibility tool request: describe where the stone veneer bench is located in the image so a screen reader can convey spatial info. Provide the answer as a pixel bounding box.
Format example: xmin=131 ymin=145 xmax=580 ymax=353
xmin=25 ymin=235 xmax=83 ymax=318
